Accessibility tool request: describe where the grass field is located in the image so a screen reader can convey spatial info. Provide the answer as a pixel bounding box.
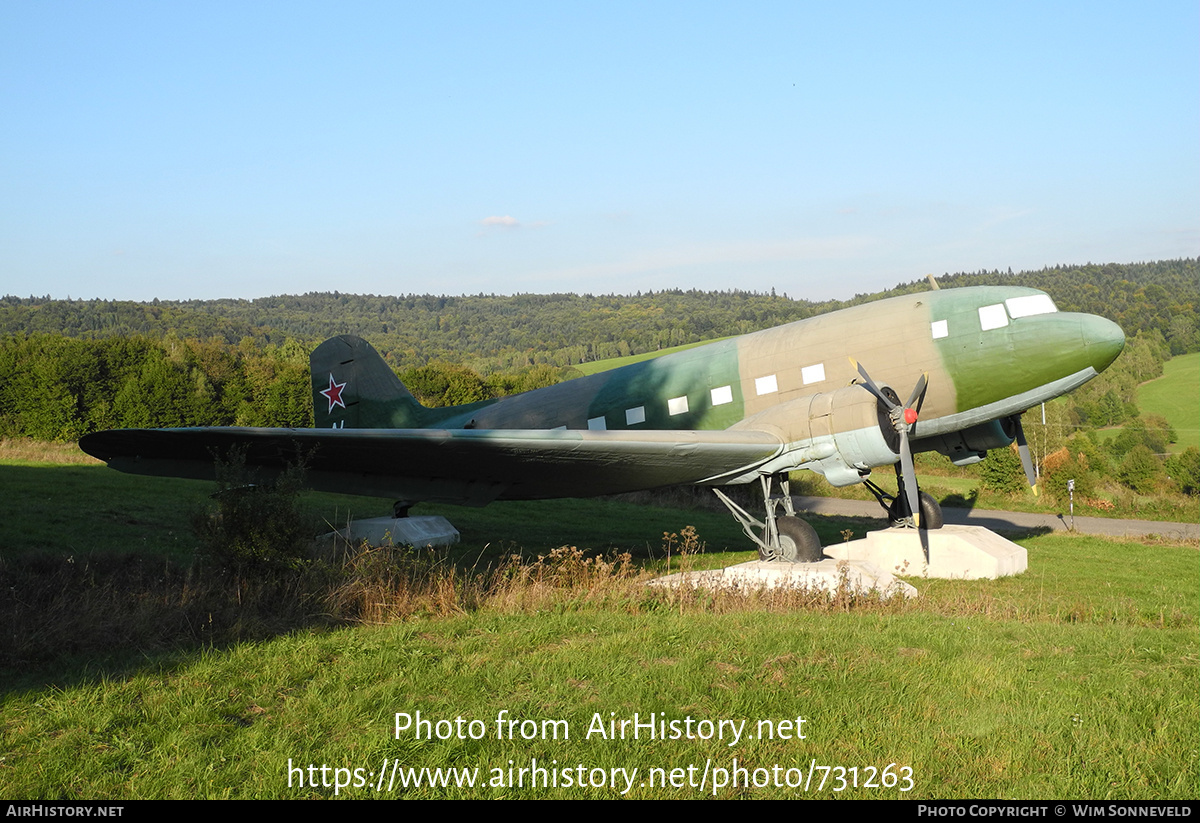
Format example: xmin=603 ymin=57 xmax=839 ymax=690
xmin=1 ymin=444 xmax=1197 ymax=799
xmin=572 ymin=337 xmax=730 ymax=376
xmin=1138 ymin=352 xmax=1200 ymax=453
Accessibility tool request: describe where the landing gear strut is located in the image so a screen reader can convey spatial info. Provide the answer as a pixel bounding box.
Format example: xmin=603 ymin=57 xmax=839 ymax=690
xmin=887 ymin=493 xmax=944 ymax=530
xmin=862 ymin=465 xmax=944 ymax=530
xmin=712 ymin=473 xmax=823 ymax=563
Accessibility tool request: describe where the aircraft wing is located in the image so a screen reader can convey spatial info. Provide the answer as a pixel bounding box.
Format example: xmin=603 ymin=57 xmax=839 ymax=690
xmin=79 ymin=426 xmax=785 ymax=506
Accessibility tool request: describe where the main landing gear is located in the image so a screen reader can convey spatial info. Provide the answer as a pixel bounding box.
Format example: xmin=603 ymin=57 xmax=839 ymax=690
xmin=712 ymin=473 xmax=823 ymax=563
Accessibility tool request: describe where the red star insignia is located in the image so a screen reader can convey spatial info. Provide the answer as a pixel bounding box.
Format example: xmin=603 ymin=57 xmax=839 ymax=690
xmin=320 ymin=374 xmax=347 ymax=413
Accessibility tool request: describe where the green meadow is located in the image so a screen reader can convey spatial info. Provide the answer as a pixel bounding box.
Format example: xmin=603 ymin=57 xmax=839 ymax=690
xmin=1138 ymin=352 xmax=1199 ymax=453
xmin=572 ymin=337 xmax=730 ymax=376
xmin=1 ymin=446 xmax=1196 ymax=799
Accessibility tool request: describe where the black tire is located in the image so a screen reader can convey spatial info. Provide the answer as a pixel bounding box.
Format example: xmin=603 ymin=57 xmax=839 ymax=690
xmin=888 ymin=491 xmax=944 ymax=529
xmin=775 ymin=516 xmax=823 ymax=562
xmin=919 ymin=492 xmax=944 ymax=529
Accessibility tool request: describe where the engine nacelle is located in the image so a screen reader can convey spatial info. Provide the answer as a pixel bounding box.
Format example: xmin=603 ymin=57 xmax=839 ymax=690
xmin=729 ymin=383 xmax=898 ymax=486
xmin=914 ymin=418 xmax=1015 ymax=465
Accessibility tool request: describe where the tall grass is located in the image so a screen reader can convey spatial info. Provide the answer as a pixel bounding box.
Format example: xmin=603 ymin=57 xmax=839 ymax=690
xmin=0 ymin=438 xmax=99 ymax=464
xmin=1 ymin=526 xmax=936 ymax=671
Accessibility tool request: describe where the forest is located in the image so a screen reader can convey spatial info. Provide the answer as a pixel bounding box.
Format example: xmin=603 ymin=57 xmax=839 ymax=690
xmin=3 ymin=259 xmax=1195 ymax=371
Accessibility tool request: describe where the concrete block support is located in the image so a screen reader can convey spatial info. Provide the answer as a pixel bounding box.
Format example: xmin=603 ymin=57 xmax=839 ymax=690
xmin=823 ymin=524 xmax=1027 ymax=579
xmin=329 ymin=515 xmax=460 ymax=549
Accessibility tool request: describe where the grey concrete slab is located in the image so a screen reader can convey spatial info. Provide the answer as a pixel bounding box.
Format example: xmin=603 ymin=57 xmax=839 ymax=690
xmin=329 ymin=515 xmax=460 ymax=548
xmin=651 ymin=558 xmax=917 ymax=599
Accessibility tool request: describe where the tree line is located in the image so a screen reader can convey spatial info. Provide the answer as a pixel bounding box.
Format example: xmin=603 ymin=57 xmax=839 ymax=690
xmin=4 ymin=259 xmax=1195 ymax=375
xmin=0 ymin=335 xmax=313 ymax=440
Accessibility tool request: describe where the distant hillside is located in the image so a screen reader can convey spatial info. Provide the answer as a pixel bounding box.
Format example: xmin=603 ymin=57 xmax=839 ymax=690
xmin=1137 ymin=352 xmax=1200 ymax=453
xmin=3 ymin=258 xmax=1195 ymax=371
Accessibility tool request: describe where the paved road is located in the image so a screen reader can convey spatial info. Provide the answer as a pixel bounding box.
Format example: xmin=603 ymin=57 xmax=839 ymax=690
xmin=792 ymin=496 xmax=1200 ymax=541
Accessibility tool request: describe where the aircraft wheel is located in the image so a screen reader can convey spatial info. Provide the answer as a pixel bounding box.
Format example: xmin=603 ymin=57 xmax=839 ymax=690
xmin=888 ymin=492 xmax=944 ymax=529
xmin=775 ymin=516 xmax=823 ymax=563
xmin=920 ymin=492 xmax=945 ymax=529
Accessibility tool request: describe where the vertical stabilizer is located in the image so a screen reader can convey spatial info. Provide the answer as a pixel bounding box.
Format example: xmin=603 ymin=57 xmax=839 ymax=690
xmin=310 ymin=335 xmax=427 ymax=428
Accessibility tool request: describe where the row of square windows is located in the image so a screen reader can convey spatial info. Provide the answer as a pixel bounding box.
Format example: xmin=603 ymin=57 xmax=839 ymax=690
xmin=581 ymin=363 xmax=829 ymax=430
xmin=574 ymin=297 xmax=1056 ymax=430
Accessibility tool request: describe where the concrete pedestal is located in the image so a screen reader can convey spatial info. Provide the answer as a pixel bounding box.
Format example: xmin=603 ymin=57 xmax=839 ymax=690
xmin=651 ymin=525 xmax=1026 ymax=598
xmin=329 ymin=515 xmax=460 ymax=549
xmin=823 ymin=524 xmax=1027 ymax=579
xmin=651 ymin=558 xmax=918 ymax=599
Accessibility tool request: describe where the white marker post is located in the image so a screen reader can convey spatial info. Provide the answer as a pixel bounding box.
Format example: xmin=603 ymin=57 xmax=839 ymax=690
xmin=1067 ymin=478 xmax=1075 ymax=531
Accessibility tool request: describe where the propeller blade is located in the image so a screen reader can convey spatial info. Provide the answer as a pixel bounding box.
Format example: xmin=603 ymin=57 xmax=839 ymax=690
xmin=893 ymin=435 xmax=929 ymax=561
xmin=904 ymin=372 xmax=928 ymax=413
xmin=899 ymin=428 xmax=920 ymax=529
xmin=1012 ymin=415 xmax=1039 ymax=496
xmin=849 ymin=357 xmax=896 ymax=409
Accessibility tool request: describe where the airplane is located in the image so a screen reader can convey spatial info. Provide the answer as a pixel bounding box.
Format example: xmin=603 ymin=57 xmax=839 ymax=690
xmin=80 ymin=284 xmax=1125 ymax=562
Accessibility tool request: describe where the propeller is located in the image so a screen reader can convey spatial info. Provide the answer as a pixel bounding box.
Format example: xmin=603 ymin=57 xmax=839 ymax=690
xmin=849 ymin=359 xmax=928 ymax=526
xmin=1010 ymin=414 xmax=1039 ymax=495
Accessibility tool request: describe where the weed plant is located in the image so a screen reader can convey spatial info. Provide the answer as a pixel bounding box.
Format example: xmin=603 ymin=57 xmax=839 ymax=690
xmin=190 ymin=447 xmax=314 ymax=573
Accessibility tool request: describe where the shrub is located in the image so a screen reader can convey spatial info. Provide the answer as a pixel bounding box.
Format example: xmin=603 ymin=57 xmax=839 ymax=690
xmin=1110 ymin=416 xmax=1173 ymax=458
xmin=191 ymin=447 xmax=314 ymax=573
xmin=1071 ymin=433 xmax=1112 ymax=475
xmin=1165 ymin=447 xmax=1200 ymax=496
xmin=979 ymin=445 xmax=1027 ymax=495
xmin=1116 ymin=445 xmax=1162 ymax=494
xmin=1042 ymin=450 xmax=1096 ymax=501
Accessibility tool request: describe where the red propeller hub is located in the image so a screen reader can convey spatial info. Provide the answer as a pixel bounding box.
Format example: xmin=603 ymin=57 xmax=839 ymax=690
xmin=903 ymin=408 xmax=918 ymax=425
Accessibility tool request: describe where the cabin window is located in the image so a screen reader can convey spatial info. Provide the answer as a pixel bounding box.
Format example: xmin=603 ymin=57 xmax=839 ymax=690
xmin=1005 ymin=294 xmax=1057 ymax=318
xmin=931 ymin=319 xmax=948 ymax=339
xmin=668 ymin=395 xmax=689 ymax=416
xmin=801 ymin=363 xmax=825 ymax=385
xmin=755 ymin=374 xmax=778 ymax=395
xmin=978 ymin=303 xmax=1009 ymax=331
xmin=711 ymin=385 xmax=733 ymax=406
xmin=587 ymin=416 xmax=607 ymax=431
xmin=625 ymin=406 xmax=646 ymax=425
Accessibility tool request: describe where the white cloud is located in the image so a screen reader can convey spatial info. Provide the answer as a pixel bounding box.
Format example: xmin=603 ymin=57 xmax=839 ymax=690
xmin=480 ymin=215 xmax=520 ymax=227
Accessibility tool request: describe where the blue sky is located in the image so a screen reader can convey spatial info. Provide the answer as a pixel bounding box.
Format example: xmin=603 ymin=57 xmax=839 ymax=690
xmin=2 ymin=1 xmax=1196 ymax=302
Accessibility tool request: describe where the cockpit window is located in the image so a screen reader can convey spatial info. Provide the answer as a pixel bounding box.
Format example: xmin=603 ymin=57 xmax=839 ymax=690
xmin=1005 ymin=294 xmax=1058 ymax=318
xmin=978 ymin=303 xmax=1009 ymax=331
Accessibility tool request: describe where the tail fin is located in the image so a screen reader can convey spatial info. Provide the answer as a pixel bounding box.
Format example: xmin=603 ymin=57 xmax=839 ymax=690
xmin=310 ymin=335 xmax=428 ymax=428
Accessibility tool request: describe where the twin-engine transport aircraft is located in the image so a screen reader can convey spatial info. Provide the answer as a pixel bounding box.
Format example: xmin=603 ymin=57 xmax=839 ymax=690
xmin=81 ymin=285 xmax=1125 ymax=562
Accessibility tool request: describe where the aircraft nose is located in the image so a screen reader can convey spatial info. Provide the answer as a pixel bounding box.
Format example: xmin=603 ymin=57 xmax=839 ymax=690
xmin=1081 ymin=314 xmax=1125 ymax=374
